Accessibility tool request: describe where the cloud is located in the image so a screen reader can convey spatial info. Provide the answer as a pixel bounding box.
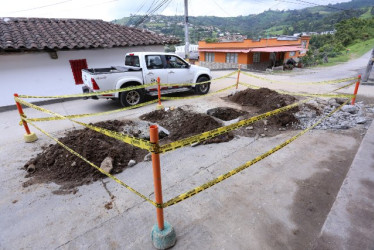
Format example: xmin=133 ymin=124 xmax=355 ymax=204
xmin=0 ymin=0 xmax=353 ymax=21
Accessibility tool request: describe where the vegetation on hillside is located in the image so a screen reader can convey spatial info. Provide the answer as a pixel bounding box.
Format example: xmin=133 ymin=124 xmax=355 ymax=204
xmin=301 ymin=17 xmax=374 ymax=66
xmin=112 ymin=0 xmax=373 ymax=43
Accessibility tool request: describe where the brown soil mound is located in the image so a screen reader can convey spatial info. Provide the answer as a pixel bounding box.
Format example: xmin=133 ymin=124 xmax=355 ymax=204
xmin=229 ymin=88 xmax=299 ymax=127
xmin=229 ymin=88 xmax=297 ymax=112
xmin=23 ymin=120 xmax=148 ymax=192
xmin=207 ymin=107 xmax=247 ymax=121
xmin=140 ymin=107 xmax=233 ymax=143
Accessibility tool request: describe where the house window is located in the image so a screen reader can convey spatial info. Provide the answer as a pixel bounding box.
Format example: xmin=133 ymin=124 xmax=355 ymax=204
xmin=289 ymin=51 xmax=296 ymax=57
xmin=205 ymin=52 xmax=215 ymax=62
xmin=301 ymin=40 xmax=307 ymax=48
xmin=69 ymin=59 xmax=88 ymax=85
xmin=226 ymin=53 xmax=238 ymax=63
xmin=253 ymin=52 xmax=261 ymax=63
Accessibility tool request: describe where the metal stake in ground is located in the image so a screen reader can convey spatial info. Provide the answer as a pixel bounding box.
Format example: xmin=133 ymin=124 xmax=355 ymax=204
xmin=14 ymin=93 xmax=38 ymax=143
xmin=150 ymin=125 xmax=176 ymax=249
xmin=351 ymin=75 xmax=361 ymax=105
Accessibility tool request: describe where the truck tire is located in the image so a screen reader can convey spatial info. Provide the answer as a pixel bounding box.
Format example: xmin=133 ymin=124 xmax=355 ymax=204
xmin=119 ymin=86 xmax=144 ymax=107
xmin=195 ymin=76 xmax=210 ymax=95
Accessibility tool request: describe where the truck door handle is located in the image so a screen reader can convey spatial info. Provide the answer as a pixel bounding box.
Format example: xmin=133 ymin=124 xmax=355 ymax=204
xmin=147 ymin=72 xmax=154 ymax=76
xmin=168 ymin=71 xmax=175 ymax=74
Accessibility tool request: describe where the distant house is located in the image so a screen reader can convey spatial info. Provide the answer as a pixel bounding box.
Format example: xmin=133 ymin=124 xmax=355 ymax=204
xmin=218 ymin=34 xmax=247 ymax=42
xmin=175 ymin=44 xmax=199 ymax=60
xmin=0 ymin=17 xmax=178 ymax=107
xmin=198 ymin=36 xmax=310 ymax=70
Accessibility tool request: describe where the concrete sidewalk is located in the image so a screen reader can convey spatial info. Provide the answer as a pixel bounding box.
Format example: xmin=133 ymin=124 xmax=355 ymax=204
xmin=313 ymin=120 xmax=374 ymax=250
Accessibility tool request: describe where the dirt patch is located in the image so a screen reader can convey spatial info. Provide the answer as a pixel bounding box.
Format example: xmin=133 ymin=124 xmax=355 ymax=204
xmin=207 ymin=107 xmax=247 ymax=121
xmin=228 ymin=88 xmax=300 ymax=137
xmin=140 ymin=107 xmax=233 ymax=143
xmin=23 ymin=120 xmax=148 ymax=192
xmin=228 ymin=88 xmax=297 ymax=112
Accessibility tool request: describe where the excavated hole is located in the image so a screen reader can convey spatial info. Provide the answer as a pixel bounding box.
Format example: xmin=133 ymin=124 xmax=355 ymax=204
xmin=140 ymin=107 xmax=234 ymax=144
xmin=207 ymin=107 xmax=248 ymax=121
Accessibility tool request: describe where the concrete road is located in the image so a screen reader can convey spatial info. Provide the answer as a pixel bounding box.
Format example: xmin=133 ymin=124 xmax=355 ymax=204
xmin=1 ymin=51 xmax=373 ymax=249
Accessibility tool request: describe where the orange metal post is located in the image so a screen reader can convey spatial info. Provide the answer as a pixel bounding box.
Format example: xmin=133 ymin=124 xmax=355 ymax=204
xmin=157 ymin=77 xmax=162 ymax=106
xmin=150 ymin=125 xmax=164 ymax=230
xmin=351 ymin=75 xmax=361 ymax=105
xmin=14 ymin=93 xmax=31 ymax=134
xmin=236 ymin=64 xmax=241 ymax=89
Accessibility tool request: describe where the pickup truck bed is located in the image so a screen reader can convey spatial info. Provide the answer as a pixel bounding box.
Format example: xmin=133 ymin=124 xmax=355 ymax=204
xmin=82 ymin=66 xmax=141 ymax=74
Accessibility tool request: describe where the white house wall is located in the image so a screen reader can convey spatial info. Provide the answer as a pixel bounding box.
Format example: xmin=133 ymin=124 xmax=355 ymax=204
xmin=0 ymin=45 xmax=163 ymax=107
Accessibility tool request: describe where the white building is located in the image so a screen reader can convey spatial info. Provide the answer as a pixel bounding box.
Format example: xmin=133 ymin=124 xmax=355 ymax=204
xmin=175 ymin=44 xmax=199 ymax=60
xmin=0 ymin=17 xmax=178 ymax=107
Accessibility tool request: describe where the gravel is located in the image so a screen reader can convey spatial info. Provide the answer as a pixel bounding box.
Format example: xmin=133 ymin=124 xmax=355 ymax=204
xmin=296 ymin=99 xmax=374 ymax=130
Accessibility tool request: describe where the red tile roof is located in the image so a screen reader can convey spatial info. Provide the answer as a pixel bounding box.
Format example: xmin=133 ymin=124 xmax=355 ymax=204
xmin=0 ymin=17 xmax=179 ymax=51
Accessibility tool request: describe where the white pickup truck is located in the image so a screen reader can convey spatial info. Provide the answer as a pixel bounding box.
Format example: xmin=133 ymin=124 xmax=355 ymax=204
xmin=82 ymin=52 xmax=212 ymax=107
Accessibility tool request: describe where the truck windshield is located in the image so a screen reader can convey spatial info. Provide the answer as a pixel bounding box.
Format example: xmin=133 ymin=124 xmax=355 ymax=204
xmin=125 ymin=55 xmax=140 ymax=67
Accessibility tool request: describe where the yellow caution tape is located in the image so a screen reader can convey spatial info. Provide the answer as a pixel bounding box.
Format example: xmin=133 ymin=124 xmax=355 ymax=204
xmin=331 ymin=81 xmax=357 ymax=92
xmin=160 ymin=84 xmax=237 ymax=101
xmin=17 ymin=71 xmax=237 ymax=99
xmin=18 ymin=83 xmax=156 ymax=99
xmin=157 ymin=98 xmax=312 ymax=154
xmin=27 ymin=99 xmax=158 ymax=122
xmin=241 ymin=71 xmax=357 ymax=85
xmin=162 ymin=99 xmax=350 ymax=208
xmin=159 ymin=71 xmax=238 ymax=87
xmin=238 ymin=81 xmax=355 ymax=99
xmin=25 ymin=119 xmax=160 ymax=208
xmin=16 ymin=97 xmax=154 ymax=152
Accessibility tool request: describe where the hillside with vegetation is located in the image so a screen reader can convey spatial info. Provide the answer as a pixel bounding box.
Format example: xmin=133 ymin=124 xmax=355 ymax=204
xmin=301 ymin=16 xmax=374 ymax=66
xmin=112 ymin=0 xmax=374 ymax=43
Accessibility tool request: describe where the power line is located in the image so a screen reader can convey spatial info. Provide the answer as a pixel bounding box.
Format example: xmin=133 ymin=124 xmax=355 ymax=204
xmin=126 ymin=0 xmax=150 ymax=25
xmin=6 ymin=0 xmax=72 ymax=14
xmin=275 ymin=0 xmax=316 ymax=8
xmin=275 ymin=0 xmax=350 ymax=11
xmin=211 ymin=0 xmax=232 ymax=17
xmin=38 ymin=0 xmax=119 ymax=16
xmin=134 ymin=0 xmax=173 ymax=27
xmin=297 ymin=0 xmax=350 ymax=11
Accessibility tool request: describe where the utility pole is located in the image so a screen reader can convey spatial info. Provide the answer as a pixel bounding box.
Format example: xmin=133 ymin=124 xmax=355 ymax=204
xmin=184 ymin=0 xmax=190 ymax=60
xmin=362 ymin=48 xmax=374 ymax=83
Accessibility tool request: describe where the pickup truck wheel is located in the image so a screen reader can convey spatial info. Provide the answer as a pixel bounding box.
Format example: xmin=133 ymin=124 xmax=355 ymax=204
xmin=120 ymin=88 xmax=144 ymax=107
xmin=195 ymin=76 xmax=210 ymax=95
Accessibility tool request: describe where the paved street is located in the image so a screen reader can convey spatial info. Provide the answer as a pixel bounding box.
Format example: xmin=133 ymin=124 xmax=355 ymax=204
xmin=0 ymin=51 xmax=373 ymax=249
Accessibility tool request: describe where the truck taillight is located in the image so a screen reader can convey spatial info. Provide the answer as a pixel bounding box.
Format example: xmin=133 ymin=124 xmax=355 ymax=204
xmin=91 ymin=78 xmax=100 ymax=90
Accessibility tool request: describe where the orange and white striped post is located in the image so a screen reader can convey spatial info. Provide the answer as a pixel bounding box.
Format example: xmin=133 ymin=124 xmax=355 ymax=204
xmin=14 ymin=93 xmax=38 ymax=142
xmin=236 ymin=64 xmax=241 ymax=89
xmin=351 ymin=75 xmax=361 ymax=105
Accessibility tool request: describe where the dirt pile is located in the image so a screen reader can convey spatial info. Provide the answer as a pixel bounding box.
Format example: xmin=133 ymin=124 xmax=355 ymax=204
xmin=23 ymin=120 xmax=148 ymax=192
xmin=229 ymin=88 xmax=297 ymax=112
xmin=229 ymin=88 xmax=299 ymax=127
xmin=140 ymin=107 xmax=233 ymax=143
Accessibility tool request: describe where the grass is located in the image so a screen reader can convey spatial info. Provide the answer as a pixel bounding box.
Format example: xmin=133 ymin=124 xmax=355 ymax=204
xmin=265 ymin=25 xmax=286 ymax=36
xmin=318 ymin=38 xmax=374 ymax=67
xmin=360 ymin=7 xmax=373 ymax=19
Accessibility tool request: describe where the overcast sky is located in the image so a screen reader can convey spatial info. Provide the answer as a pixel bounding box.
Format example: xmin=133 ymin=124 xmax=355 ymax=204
xmin=0 ymin=0 xmax=352 ymax=21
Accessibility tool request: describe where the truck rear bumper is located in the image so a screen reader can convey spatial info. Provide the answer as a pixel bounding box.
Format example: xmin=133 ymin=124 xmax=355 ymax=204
xmin=82 ymin=86 xmax=98 ymax=100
